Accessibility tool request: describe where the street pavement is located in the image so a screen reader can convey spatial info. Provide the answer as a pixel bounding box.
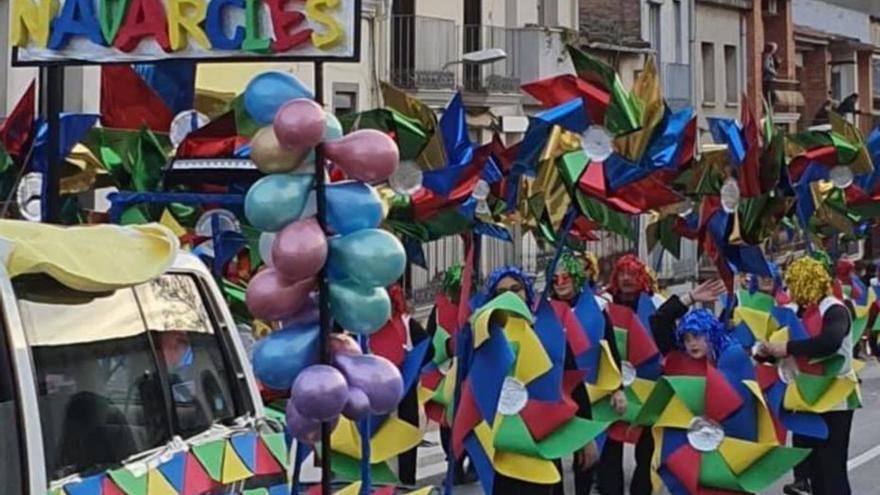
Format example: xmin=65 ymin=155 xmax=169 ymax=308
xmin=414 ymin=361 xmax=880 ymax=494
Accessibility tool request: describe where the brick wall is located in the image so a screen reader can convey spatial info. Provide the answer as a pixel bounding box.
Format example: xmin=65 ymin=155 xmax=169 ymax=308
xmin=763 ymin=0 xmax=795 ymax=80
xmin=858 ymin=50 xmax=873 ymax=135
xmin=801 ymin=47 xmax=831 ymax=127
xmin=579 ymin=0 xmax=643 ymax=45
xmin=745 ymin=2 xmax=764 ymax=118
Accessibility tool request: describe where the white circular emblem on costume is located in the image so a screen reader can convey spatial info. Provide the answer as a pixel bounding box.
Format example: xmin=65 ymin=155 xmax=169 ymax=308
xmin=621 ymin=360 xmax=637 ymax=387
xmin=687 ymin=416 xmax=725 ymax=452
xmin=497 ymin=376 xmax=529 ymax=416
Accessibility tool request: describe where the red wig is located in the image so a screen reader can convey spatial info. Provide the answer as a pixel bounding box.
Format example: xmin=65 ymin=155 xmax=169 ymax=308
xmin=607 ymin=254 xmax=652 ymax=296
xmin=387 ymin=284 xmax=408 ymax=317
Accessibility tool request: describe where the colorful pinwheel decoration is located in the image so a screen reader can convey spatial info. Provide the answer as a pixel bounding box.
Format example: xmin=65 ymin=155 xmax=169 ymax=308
xmin=681 ymin=99 xmax=787 ymax=287
xmin=636 ymin=345 xmax=809 ymax=495
xmin=730 ymin=288 xmax=780 ymax=349
xmin=591 ymin=296 xmax=662 ymax=443
xmin=787 ymin=112 xmax=876 ymax=241
xmin=762 ymin=306 xmax=862 ymax=416
xmin=833 ymin=258 xmax=876 ymax=342
xmin=517 ymin=47 xmax=695 ymax=241
xmin=452 ymin=293 xmax=609 ymax=493
xmin=418 ymin=293 xmax=461 ymax=427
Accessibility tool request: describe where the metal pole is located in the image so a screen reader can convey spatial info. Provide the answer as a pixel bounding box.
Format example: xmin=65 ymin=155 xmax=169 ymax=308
xmin=44 ymin=65 xmax=64 ymax=223
xmin=312 ymin=61 xmax=333 ymax=495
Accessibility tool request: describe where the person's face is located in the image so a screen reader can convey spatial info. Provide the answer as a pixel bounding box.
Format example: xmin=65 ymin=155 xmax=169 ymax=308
xmin=158 ymin=331 xmax=190 ymax=367
xmin=494 ymin=276 xmax=527 ymax=303
xmin=553 ymin=266 xmax=575 ymax=301
xmin=683 ymin=333 xmax=709 ymax=360
xmin=757 ymin=276 xmax=776 ymax=294
xmin=616 ymin=269 xmax=642 ymax=295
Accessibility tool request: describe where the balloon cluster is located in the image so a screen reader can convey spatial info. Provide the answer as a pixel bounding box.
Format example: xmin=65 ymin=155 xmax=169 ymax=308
xmin=286 ymin=334 xmax=404 ymax=443
xmin=241 ymin=72 xmax=407 ymax=442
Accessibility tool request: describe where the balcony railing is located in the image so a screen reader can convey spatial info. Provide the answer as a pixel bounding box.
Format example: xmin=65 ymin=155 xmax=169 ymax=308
xmin=461 ymin=24 xmax=523 ymax=93
xmin=391 ymin=15 xmax=459 ymax=90
xmin=390 ymin=15 xmax=524 ymax=94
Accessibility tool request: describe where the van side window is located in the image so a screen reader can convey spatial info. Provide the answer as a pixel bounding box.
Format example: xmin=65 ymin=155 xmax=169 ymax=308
xmin=136 ymin=275 xmax=240 ymax=435
xmin=0 ymin=315 xmax=25 ymax=494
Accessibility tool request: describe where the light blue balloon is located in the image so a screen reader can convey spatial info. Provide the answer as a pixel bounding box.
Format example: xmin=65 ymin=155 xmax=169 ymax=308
xmin=328 ymin=229 xmax=406 ymax=288
xmin=329 ymin=282 xmax=392 ymax=335
xmin=245 ymin=174 xmax=313 ymax=232
xmin=306 ymin=113 xmax=345 ymax=163
xmin=326 ymin=181 xmax=384 ymax=235
xmin=252 ymin=323 xmax=320 ymax=390
xmin=244 ymin=72 xmax=314 ymax=125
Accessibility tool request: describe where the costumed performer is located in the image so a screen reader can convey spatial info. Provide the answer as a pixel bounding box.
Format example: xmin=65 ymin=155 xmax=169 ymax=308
xmin=549 ymin=252 xmax=626 ymax=494
xmin=757 ymin=257 xmax=860 ymax=495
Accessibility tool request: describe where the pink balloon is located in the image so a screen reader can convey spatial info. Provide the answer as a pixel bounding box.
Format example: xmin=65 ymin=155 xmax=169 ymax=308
xmin=273 ymin=99 xmax=326 ymax=152
xmin=323 ymin=129 xmax=400 ymax=183
xmin=272 ymin=218 xmax=328 ymax=282
xmin=329 ymin=333 xmax=362 ymax=359
xmin=246 ymin=269 xmax=316 ymax=321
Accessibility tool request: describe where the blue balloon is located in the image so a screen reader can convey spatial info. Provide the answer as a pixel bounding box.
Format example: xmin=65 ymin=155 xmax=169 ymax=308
xmin=245 ymin=174 xmax=313 ymax=232
xmin=329 ymin=229 xmax=406 ymax=288
xmin=244 ymin=72 xmax=314 ymax=125
xmin=252 ymin=323 xmax=320 ymax=390
xmin=306 ymin=113 xmax=345 ymax=163
xmin=326 ymin=182 xmax=384 ymax=235
xmin=329 ymin=282 xmax=392 ymax=335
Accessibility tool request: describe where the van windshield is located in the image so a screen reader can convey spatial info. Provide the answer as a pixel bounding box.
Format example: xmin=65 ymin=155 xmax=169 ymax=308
xmin=14 ymin=273 xmax=244 ymax=481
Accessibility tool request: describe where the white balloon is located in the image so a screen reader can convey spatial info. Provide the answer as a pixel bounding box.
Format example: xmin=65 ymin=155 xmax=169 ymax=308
xmin=259 ymin=232 xmax=277 ymax=266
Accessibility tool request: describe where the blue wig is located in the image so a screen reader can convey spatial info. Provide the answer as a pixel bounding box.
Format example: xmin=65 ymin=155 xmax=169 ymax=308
xmin=674 ymin=308 xmax=734 ymax=359
xmin=475 ymin=265 xmax=537 ymax=309
xmin=748 ymin=261 xmax=782 ymax=294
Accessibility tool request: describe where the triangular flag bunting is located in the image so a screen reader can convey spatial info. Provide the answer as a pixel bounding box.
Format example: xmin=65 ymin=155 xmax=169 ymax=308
xmin=146 ymin=469 xmax=178 ymax=495
xmin=261 ymin=433 xmax=289 ymax=467
xmin=254 ymin=435 xmax=284 ymax=475
xmin=221 ymin=439 xmax=253 ymax=484
xmin=102 ymin=477 xmax=127 ymax=495
xmin=63 ymin=474 xmax=104 ymax=495
xmin=192 ymin=440 xmax=225 ymax=481
xmin=229 ymin=433 xmax=258 ymax=472
xmin=182 ymin=452 xmax=217 ymax=495
xmin=108 ymin=467 xmax=148 ymax=495
xmin=157 ymin=453 xmax=186 ymax=494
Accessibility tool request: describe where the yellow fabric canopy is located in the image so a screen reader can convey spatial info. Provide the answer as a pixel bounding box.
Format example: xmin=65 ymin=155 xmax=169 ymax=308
xmin=0 ymin=220 xmax=179 ymax=292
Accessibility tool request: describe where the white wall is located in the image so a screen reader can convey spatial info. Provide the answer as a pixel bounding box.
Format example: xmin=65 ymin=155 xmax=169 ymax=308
xmin=416 ymin=0 xmax=462 ymax=21
xmin=793 ymin=0 xmax=871 ymax=44
xmin=641 ymin=0 xmax=690 ymax=66
xmin=695 ymin=3 xmax=743 ymax=140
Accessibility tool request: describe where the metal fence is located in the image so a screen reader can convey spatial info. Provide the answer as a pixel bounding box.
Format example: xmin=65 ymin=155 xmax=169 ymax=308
xmin=391 ymin=15 xmax=459 ymax=90
xmin=461 ymin=25 xmax=523 ymax=93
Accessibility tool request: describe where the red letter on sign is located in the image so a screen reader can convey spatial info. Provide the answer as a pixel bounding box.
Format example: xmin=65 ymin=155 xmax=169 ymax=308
xmin=267 ymin=0 xmax=313 ymax=52
xmin=114 ymin=0 xmax=170 ymax=52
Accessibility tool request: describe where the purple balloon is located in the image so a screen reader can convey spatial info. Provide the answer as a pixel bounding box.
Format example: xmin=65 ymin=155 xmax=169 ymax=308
xmin=273 ymin=99 xmax=326 ymax=152
xmin=342 ymin=386 xmax=371 ymax=420
xmin=291 ymin=364 xmax=350 ymax=421
xmin=246 ymin=269 xmax=316 ymax=321
xmin=334 ymin=354 xmax=404 ymax=415
xmin=272 ymin=218 xmax=328 ymax=282
xmin=286 ymin=399 xmax=339 ymax=444
xmin=323 ymin=130 xmax=400 ymax=183
xmin=285 ymin=293 xmax=320 ymax=326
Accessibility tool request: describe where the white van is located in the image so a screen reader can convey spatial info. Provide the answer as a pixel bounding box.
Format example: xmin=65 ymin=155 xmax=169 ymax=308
xmin=0 ymin=225 xmax=287 ymax=495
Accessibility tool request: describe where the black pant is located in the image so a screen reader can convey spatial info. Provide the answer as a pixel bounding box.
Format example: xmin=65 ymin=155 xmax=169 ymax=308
xmin=397 ymin=387 xmax=419 ymax=485
xmin=792 ymin=434 xmax=811 ymax=482
xmin=597 ymin=431 xmax=654 ymax=495
xmin=494 ymin=474 xmax=555 ymax=494
xmin=551 ymin=458 xmax=595 ymax=495
xmin=792 ymin=410 xmax=854 ymax=495
xmin=439 ymin=425 xmax=467 ymax=479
